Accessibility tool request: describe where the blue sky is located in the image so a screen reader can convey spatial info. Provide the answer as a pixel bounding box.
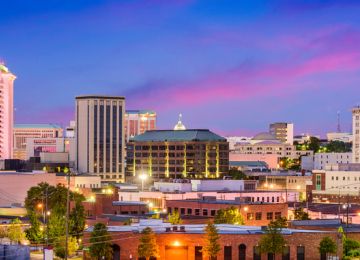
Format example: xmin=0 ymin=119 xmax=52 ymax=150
xmin=1 ymin=0 xmax=360 ymax=136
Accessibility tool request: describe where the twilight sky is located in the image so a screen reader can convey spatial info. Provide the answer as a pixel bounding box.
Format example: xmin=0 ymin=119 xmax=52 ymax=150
xmin=1 ymin=0 xmax=360 ymax=137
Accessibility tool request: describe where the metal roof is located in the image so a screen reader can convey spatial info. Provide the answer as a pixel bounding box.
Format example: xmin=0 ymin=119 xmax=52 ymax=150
xmin=230 ymin=161 xmax=268 ymax=167
xmin=126 ymin=110 xmax=156 ymax=114
xmin=131 ymin=129 xmax=226 ymax=142
xmin=14 ymin=124 xmax=62 ymax=129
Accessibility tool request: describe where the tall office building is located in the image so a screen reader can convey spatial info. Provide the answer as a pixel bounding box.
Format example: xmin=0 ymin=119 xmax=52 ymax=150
xmin=353 ymin=107 xmax=360 ymax=163
xmin=13 ymin=124 xmax=63 ymax=160
xmin=124 ymin=110 xmax=156 ymax=142
xmin=0 ymin=63 xmax=15 ymax=159
xmin=76 ymin=96 xmax=125 ymax=182
xmin=269 ymin=122 xmax=294 ymax=144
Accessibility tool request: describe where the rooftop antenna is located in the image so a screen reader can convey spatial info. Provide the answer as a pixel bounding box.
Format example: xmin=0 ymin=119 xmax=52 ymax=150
xmin=337 ymin=111 xmax=341 ymax=133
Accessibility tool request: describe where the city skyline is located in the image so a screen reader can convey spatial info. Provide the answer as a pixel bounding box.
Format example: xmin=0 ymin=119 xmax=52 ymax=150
xmin=2 ymin=0 xmax=360 ymax=136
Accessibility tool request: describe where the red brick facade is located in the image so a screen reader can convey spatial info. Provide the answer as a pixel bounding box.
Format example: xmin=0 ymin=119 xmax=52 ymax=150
xmin=83 ymin=229 xmax=341 ymax=260
xmin=166 ymin=200 xmax=288 ymax=226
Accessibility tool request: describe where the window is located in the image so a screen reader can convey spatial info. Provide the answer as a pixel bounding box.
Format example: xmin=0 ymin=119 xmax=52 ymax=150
xmin=224 ymin=246 xmax=232 ymax=260
xmin=253 ymin=246 xmax=261 ymax=260
xmin=211 ymin=210 xmax=216 ymax=216
xmin=203 ymin=209 xmax=208 ymax=216
xmin=275 ymin=212 xmax=282 ymax=219
xmin=255 ymin=212 xmax=262 ymax=220
xmin=282 ymin=246 xmax=290 ymax=260
xmin=195 ymin=209 xmax=200 ymax=216
xmin=180 ymin=208 xmax=185 ymax=215
xmin=195 ymin=246 xmax=203 ymax=260
xmin=247 ymin=213 xmax=254 ymax=220
xmin=297 ymin=246 xmax=305 ymax=260
xmin=267 ymin=212 xmax=273 ymax=220
xmin=239 ymin=244 xmax=246 ymax=260
xmin=316 ymin=174 xmax=321 ymax=190
xmin=187 ymin=208 xmax=192 ymax=215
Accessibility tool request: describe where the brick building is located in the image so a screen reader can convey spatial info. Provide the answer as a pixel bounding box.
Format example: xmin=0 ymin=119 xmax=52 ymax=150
xmin=82 ymin=190 xmax=149 ymax=217
xmin=83 ymin=219 xmax=342 ymax=260
xmin=166 ymin=199 xmax=288 ymax=226
xmin=126 ymin=129 xmax=229 ymax=181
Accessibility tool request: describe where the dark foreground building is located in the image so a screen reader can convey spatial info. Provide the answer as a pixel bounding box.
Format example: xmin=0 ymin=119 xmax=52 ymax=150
xmin=126 ymin=129 xmax=229 ymax=181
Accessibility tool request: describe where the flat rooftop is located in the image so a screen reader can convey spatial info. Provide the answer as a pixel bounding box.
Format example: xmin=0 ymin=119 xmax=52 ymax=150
xmin=167 ymin=199 xmax=285 ymax=205
xmin=86 ymin=219 xmax=332 ymax=235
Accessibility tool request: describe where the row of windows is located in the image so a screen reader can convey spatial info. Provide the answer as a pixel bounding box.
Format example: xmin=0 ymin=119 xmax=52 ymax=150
xmin=168 ymin=207 xmax=282 ymax=220
xmin=150 ymin=245 xmax=306 ymax=260
xmin=331 ymin=176 xmax=360 ymax=181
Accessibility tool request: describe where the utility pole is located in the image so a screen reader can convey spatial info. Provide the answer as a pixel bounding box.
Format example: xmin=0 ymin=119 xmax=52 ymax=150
xmin=65 ymin=169 xmax=70 ymax=260
xmin=45 ymin=186 xmax=49 ymax=247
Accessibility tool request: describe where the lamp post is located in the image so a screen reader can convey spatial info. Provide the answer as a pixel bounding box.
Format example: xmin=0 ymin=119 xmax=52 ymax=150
xmin=139 ymin=174 xmax=147 ymax=191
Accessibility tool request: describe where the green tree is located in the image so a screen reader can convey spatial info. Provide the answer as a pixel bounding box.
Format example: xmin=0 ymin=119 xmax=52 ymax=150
xmin=0 ymin=226 xmax=7 ymax=243
xmin=89 ymin=223 xmax=113 ymax=260
xmin=138 ymin=227 xmax=159 ymax=260
xmin=69 ymin=200 xmax=86 ymax=239
xmin=307 ymin=137 xmax=321 ymax=152
xmin=294 ymin=207 xmax=310 ymax=220
xmin=344 ymin=238 xmax=360 ymax=256
xmin=259 ymin=220 xmax=286 ymax=260
xmin=228 ymin=168 xmax=248 ymax=180
xmin=270 ymin=217 xmax=288 ymax=228
xmin=7 ymin=218 xmax=25 ymax=244
xmin=214 ymin=206 xmax=244 ymax=225
xmin=203 ymin=222 xmax=221 ymax=260
xmin=25 ymin=212 xmax=44 ymax=244
xmin=319 ymin=236 xmax=337 ymax=258
xmin=326 ymin=141 xmax=351 ymax=153
xmin=168 ymin=210 xmax=182 ymax=225
xmin=54 ymin=236 xmax=78 ymax=259
xmin=25 ymin=183 xmax=86 ymax=244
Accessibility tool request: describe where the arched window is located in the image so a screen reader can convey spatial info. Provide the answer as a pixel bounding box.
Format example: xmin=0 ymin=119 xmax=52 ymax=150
xmin=239 ymin=244 xmax=246 ymax=260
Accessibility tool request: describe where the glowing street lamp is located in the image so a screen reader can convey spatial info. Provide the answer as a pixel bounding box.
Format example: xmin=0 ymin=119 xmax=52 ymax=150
xmin=139 ymin=174 xmax=148 ymax=191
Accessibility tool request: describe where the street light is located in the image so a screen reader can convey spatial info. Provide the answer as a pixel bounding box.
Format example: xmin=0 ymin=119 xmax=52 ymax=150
xmin=139 ymin=174 xmax=147 ymax=191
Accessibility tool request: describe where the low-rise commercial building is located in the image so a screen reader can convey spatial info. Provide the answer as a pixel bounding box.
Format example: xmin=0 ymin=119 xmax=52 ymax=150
xmin=83 ymin=219 xmax=341 ymax=260
xmin=166 ymin=199 xmax=288 ymax=226
xmin=232 ymin=132 xmax=312 ymax=161
xmin=314 ymin=152 xmax=352 ymax=170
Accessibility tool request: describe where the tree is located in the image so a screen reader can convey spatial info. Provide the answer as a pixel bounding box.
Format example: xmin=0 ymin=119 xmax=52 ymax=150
xmin=168 ymin=210 xmax=182 ymax=225
xmin=69 ymin=200 xmax=86 ymax=239
xmin=326 ymin=141 xmax=351 ymax=153
xmin=7 ymin=218 xmax=25 ymax=244
xmin=214 ymin=206 xmax=244 ymax=225
xmin=259 ymin=220 xmax=286 ymax=260
xmin=228 ymin=168 xmax=248 ymax=180
xmin=54 ymin=236 xmax=78 ymax=259
xmin=270 ymin=217 xmax=288 ymax=228
xmin=25 ymin=212 xmax=44 ymax=244
xmin=24 ymin=183 xmax=86 ymax=244
xmin=203 ymin=222 xmax=221 ymax=260
xmin=138 ymin=227 xmax=159 ymax=260
xmin=89 ymin=223 xmax=113 ymax=260
xmin=307 ymin=137 xmax=321 ymax=152
xmin=344 ymin=238 xmax=360 ymax=256
xmin=294 ymin=207 xmax=310 ymax=220
xmin=0 ymin=226 xmax=7 ymax=243
xmin=319 ymin=236 xmax=337 ymax=259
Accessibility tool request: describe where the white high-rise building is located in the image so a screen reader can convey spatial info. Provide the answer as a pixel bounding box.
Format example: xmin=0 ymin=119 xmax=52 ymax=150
xmin=269 ymin=122 xmax=294 ymax=144
xmin=76 ymin=96 xmax=125 ymax=182
xmin=0 ymin=63 xmax=15 ymax=159
xmin=353 ymin=106 xmax=360 ymax=163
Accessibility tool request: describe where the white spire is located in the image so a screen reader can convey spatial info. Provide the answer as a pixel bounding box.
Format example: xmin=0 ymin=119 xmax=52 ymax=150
xmin=174 ymin=113 xmax=186 ymax=130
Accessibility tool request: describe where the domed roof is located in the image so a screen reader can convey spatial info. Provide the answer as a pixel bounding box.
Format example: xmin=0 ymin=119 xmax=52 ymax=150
xmin=174 ymin=113 xmax=186 ymax=131
xmin=252 ymin=132 xmax=278 ymax=141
